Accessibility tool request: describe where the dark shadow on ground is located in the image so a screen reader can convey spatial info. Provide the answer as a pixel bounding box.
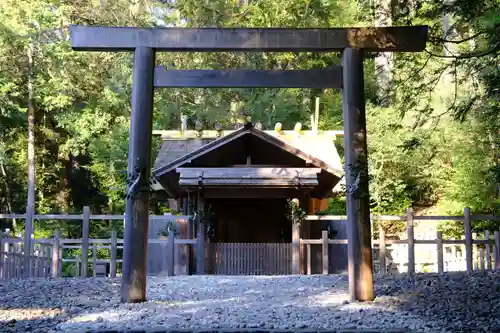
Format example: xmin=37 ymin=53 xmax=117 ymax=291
xmin=368 ymin=271 xmax=500 ymax=333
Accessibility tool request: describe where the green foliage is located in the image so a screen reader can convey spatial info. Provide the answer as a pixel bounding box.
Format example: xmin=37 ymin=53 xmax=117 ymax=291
xmin=366 ymin=105 xmax=439 ymax=215
xmin=324 ymin=197 xmax=347 ymax=215
xmin=285 ymin=199 xmax=307 ymax=225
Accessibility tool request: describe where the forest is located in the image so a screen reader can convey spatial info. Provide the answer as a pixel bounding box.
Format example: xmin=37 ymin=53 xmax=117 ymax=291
xmin=0 ymin=0 xmax=499 ymax=239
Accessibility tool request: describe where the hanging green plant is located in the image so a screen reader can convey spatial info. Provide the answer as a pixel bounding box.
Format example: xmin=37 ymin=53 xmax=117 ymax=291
xmin=285 ymin=199 xmax=307 ymax=225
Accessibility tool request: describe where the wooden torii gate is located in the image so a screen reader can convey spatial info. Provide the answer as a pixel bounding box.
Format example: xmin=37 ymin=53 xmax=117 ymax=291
xmin=69 ymin=25 xmax=428 ymax=303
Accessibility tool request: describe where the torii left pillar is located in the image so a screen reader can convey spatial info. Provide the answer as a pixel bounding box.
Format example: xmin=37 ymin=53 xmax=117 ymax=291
xmin=342 ymin=48 xmax=374 ymax=301
xmin=121 ymin=47 xmax=155 ymax=303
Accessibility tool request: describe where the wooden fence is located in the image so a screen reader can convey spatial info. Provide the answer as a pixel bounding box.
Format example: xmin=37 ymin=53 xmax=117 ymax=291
xmin=1 ymin=207 xmax=500 ymax=278
xmin=301 ymin=229 xmax=500 ymax=275
xmin=0 ymin=231 xmax=200 ymax=279
xmin=301 ymin=208 xmax=500 ymax=275
xmin=0 ymin=236 xmax=54 ymax=279
xmin=0 ymin=207 xmax=189 ymax=279
xmin=209 ymin=243 xmax=292 ymax=275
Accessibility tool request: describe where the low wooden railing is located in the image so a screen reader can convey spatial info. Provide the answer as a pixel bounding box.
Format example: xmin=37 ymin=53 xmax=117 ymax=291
xmin=301 ymin=208 xmax=500 ymax=275
xmin=0 ymin=207 xmax=191 ymax=278
xmin=1 ymin=206 xmax=499 ymax=278
xmin=0 ymin=231 xmax=199 ymax=279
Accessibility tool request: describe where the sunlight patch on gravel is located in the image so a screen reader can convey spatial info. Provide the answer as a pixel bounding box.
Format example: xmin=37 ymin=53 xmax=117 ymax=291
xmin=0 ymin=272 xmax=499 ymax=333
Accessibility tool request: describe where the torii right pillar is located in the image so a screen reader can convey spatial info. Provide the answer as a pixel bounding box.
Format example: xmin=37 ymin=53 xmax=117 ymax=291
xmin=342 ymin=48 xmax=374 ymax=301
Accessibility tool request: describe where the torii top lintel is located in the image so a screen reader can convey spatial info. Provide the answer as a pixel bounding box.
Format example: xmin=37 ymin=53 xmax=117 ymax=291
xmin=69 ymin=25 xmax=428 ymax=52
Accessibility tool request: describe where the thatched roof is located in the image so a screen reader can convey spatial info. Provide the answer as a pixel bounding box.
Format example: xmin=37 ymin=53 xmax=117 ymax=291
xmin=151 ymin=124 xmax=344 ymax=198
xmin=153 ymin=126 xmax=343 ymax=177
xmin=154 ymin=138 xmax=213 ymax=171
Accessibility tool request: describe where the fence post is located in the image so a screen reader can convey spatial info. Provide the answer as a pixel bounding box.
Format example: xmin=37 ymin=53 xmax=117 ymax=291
xmin=81 ymin=206 xmax=90 ymax=277
xmin=75 ymin=255 xmax=80 ymax=277
xmin=58 ymin=245 xmax=63 ymax=277
xmin=484 ymin=231 xmax=492 ymax=270
xmin=92 ymin=244 xmax=97 ymax=277
xmin=51 ymin=230 xmax=60 ymax=278
xmin=23 ymin=210 xmax=34 ymax=278
xmin=306 ymin=244 xmax=311 ymax=275
xmin=379 ymin=227 xmax=386 ymax=275
xmin=166 ymin=233 xmax=175 ymax=276
xmin=436 ymin=231 xmax=444 ymax=274
xmin=196 ymin=222 xmax=205 ymax=274
xmin=5 ymin=230 xmax=12 ymax=279
xmin=43 ymin=245 xmax=49 ymax=277
xmin=472 ymin=232 xmax=478 ymax=270
xmin=322 ymin=230 xmax=329 ymax=275
xmin=494 ymin=231 xmax=500 ymax=270
xmin=291 ymin=220 xmax=300 ymax=275
xmin=110 ymin=230 xmax=117 ymax=278
xmin=160 ymin=239 xmax=167 ymax=274
xmin=0 ymin=232 xmax=4 ymax=279
xmin=464 ymin=207 xmax=473 ymax=274
xmin=479 ymin=247 xmax=485 ymax=271
xmin=10 ymin=240 xmax=15 ymax=278
xmin=34 ymin=244 xmax=39 ymax=277
xmin=14 ymin=242 xmax=21 ymax=277
xmin=406 ymin=208 xmax=415 ymax=275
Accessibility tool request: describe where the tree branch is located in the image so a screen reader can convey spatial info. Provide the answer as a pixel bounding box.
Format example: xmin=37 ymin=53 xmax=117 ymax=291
xmin=429 ymin=23 xmax=500 ymax=45
xmin=424 ymin=43 xmax=500 ymax=59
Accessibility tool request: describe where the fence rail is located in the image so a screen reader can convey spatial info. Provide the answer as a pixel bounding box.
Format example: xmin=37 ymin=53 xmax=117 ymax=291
xmin=0 ymin=213 xmax=190 ymax=220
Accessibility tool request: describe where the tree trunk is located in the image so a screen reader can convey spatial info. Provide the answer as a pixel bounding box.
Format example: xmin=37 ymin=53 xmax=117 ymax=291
xmin=24 ymin=39 xmax=36 ymax=276
xmin=487 ymin=130 xmax=500 ymax=198
xmin=57 ymin=155 xmax=72 ymax=212
xmin=442 ymin=0 xmax=457 ymax=86
xmin=374 ymin=0 xmax=393 ymax=106
xmin=27 ymin=40 xmax=35 ymax=213
xmin=0 ymin=162 xmax=15 ymax=229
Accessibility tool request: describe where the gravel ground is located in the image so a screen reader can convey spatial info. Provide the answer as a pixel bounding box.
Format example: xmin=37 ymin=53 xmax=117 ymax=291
xmin=0 ymin=271 xmax=499 ymax=333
